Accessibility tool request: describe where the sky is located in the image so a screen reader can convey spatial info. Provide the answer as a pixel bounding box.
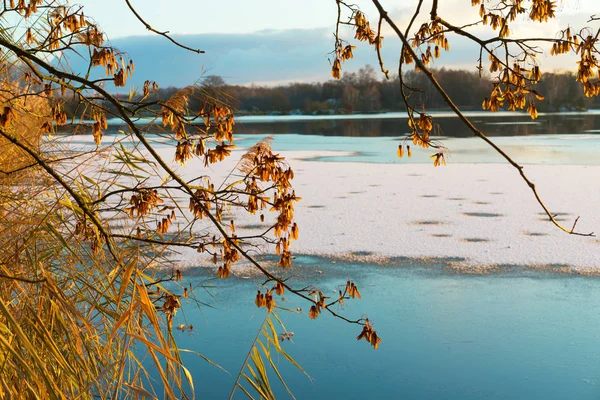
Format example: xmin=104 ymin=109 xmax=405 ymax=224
xmin=73 ymin=0 xmax=599 ymax=86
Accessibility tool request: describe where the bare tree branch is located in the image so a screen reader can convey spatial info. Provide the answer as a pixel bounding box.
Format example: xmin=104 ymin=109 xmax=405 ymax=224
xmin=124 ymin=0 xmax=205 ymax=54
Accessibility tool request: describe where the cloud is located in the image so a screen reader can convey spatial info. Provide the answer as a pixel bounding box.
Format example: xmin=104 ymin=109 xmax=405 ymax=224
xmin=104 ymin=29 xmax=480 ymax=86
xmin=64 ymin=18 xmax=588 ymax=89
xmin=107 ymin=29 xmax=338 ymax=87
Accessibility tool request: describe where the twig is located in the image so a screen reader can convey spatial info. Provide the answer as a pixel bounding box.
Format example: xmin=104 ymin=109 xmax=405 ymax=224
xmin=124 ymin=0 xmax=205 ymax=54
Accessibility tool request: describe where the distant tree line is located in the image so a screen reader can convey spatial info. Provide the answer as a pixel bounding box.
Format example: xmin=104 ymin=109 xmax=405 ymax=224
xmin=62 ymin=66 xmax=600 ymax=118
xmin=203 ymin=66 xmax=599 ymax=114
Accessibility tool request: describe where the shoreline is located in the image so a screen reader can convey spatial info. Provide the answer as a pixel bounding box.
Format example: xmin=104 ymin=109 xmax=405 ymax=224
xmin=171 ymin=252 xmax=600 ymax=280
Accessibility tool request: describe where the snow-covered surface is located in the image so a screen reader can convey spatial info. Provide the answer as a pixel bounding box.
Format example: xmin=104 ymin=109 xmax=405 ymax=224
xmin=291 ymin=158 xmax=599 ymax=269
xmin=147 ymin=144 xmax=600 ymax=272
xmin=60 ymin=130 xmax=599 ymax=272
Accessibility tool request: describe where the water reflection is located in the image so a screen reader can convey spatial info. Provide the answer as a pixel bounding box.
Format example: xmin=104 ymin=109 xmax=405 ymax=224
xmin=55 ymin=112 xmax=600 ymax=165
xmin=234 ymin=111 xmax=600 ymax=138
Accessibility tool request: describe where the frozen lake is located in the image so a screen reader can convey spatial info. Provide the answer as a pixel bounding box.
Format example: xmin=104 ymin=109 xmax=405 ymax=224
xmin=60 ymin=110 xmax=600 ymax=398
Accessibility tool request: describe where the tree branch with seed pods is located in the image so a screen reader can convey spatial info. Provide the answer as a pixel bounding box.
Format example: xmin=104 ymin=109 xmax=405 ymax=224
xmin=0 ymin=1 xmax=379 ymax=398
xmin=331 ymin=0 xmax=597 ymax=237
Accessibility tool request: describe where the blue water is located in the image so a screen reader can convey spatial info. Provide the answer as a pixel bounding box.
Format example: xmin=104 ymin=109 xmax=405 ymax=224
xmin=61 ymin=130 xmax=600 ymax=165
xmin=166 ymin=256 xmax=600 ymax=399
xmin=62 ymin=111 xmax=600 ymax=165
xmin=232 ymin=110 xmax=600 ymax=164
xmin=234 ymin=133 xmax=600 ymax=165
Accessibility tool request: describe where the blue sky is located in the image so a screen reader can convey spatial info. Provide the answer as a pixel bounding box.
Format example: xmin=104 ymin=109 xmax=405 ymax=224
xmin=74 ymin=0 xmax=598 ymax=86
xmin=77 ymin=0 xmax=597 ymax=37
xmin=78 ymin=0 xmax=352 ymax=36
